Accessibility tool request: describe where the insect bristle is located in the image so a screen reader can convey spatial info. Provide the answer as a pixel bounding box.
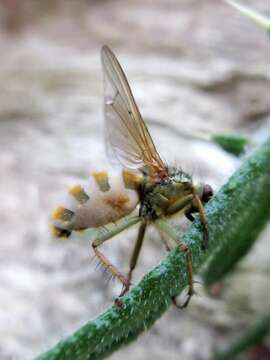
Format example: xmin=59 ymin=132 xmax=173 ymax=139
xmin=93 ymin=255 xmax=119 ymax=284
xmin=172 ymin=161 xmax=194 ymax=183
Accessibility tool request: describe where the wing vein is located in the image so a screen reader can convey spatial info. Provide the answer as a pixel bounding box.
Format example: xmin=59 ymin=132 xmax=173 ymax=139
xmin=101 ymin=45 xmax=167 ymax=180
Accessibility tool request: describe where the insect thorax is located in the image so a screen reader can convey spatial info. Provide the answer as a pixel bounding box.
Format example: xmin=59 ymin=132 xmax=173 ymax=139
xmin=139 ymin=167 xmax=194 ymax=220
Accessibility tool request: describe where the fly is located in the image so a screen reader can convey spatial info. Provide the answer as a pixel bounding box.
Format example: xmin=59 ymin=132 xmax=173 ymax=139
xmin=51 ymin=46 xmax=213 ymax=308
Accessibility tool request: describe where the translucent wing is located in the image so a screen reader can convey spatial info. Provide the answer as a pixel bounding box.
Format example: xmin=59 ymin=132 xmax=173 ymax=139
xmin=101 ymin=45 xmax=167 ymax=180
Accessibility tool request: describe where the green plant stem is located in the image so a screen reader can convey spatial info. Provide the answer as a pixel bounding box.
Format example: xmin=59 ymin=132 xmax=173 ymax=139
xmin=215 ymin=314 xmax=270 ymax=360
xmin=36 ymin=137 xmax=270 ymax=360
xmin=202 ymin=138 xmax=270 ymax=285
xmin=225 ymin=0 xmax=270 ymax=33
xmin=147 ymin=117 xmax=249 ymax=156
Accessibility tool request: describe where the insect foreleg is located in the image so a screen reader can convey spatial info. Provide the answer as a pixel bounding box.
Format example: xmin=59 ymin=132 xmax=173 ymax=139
xmin=167 ymin=194 xmax=194 ymax=215
xmin=155 ymin=219 xmax=194 ymax=308
xmin=184 ymin=194 xmax=209 ymax=250
xmin=184 ymin=205 xmax=195 ymax=222
xmin=192 ymin=194 xmax=209 ymax=250
xmin=92 ymin=215 xmax=140 ymax=290
xmin=119 ymin=220 xmax=147 ymax=297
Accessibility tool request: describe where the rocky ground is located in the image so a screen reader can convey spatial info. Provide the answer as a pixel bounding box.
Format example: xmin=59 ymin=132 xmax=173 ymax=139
xmin=0 ymin=1 xmax=270 ymax=359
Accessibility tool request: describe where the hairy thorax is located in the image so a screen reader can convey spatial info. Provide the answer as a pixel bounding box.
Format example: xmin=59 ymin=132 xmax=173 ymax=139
xmin=139 ymin=167 xmax=197 ymax=220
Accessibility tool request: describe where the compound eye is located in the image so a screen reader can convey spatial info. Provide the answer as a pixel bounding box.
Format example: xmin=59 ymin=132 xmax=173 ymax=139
xmin=202 ymin=184 xmax=213 ymax=203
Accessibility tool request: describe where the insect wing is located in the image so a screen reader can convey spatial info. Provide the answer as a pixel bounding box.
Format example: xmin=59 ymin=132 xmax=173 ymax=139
xmin=101 ymin=45 xmax=167 ymax=177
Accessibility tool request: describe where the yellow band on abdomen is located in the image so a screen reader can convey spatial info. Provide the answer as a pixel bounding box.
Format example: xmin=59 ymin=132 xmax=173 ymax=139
xmin=51 ymin=206 xmax=74 ymax=222
xmin=122 ymin=169 xmax=142 ymax=190
xmin=69 ymin=184 xmax=90 ymax=204
xmin=92 ymin=171 xmax=110 ymax=192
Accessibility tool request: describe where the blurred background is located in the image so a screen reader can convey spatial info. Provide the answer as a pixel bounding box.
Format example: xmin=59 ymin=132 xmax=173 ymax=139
xmin=0 ymin=1 xmax=270 ymax=359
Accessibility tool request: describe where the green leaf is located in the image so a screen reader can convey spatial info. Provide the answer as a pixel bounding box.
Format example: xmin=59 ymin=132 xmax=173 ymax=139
xmin=211 ymin=134 xmax=249 ymax=156
xmin=215 ymin=314 xmax=270 ymax=360
xmin=36 ymin=137 xmax=270 ymax=360
xmin=225 ymin=0 xmax=270 ymax=33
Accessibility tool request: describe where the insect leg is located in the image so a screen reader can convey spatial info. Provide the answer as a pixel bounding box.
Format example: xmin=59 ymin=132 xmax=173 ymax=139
xmin=92 ymin=215 xmax=140 ymax=290
xmin=157 ymin=229 xmax=172 ymax=251
xmin=167 ymin=194 xmax=193 ymax=215
xmin=119 ymin=220 xmax=147 ymax=297
xmin=155 ymin=219 xmax=194 ymax=308
xmin=192 ymin=194 xmax=209 ymax=250
xmin=184 ymin=204 xmax=195 ymax=222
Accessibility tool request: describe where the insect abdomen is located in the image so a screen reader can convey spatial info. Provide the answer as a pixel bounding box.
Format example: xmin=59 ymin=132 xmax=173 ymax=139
xmin=51 ymin=169 xmax=142 ymax=237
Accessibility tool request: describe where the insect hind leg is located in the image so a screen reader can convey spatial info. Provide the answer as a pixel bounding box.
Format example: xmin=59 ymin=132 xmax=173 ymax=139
xmin=92 ymin=245 xmax=130 ymax=288
xmin=91 ymin=215 xmax=140 ymax=297
xmin=185 ymin=194 xmax=209 ymax=250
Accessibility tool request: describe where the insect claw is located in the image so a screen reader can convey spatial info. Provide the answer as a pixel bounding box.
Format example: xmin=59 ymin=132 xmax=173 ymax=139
xmin=114 ymin=297 xmax=126 ymax=309
xmin=118 ymin=279 xmax=131 ymax=297
xmin=114 ymin=282 xmax=130 ymax=309
xmin=172 ymin=289 xmax=197 ymax=309
xmin=172 ymin=296 xmax=190 ymax=309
